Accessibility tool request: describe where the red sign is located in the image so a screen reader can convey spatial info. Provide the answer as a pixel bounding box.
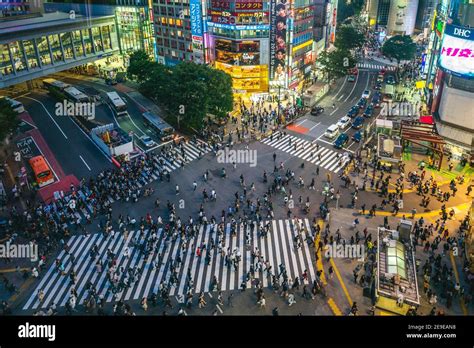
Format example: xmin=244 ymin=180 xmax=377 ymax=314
xmin=210 ymin=0 xmax=231 ymax=9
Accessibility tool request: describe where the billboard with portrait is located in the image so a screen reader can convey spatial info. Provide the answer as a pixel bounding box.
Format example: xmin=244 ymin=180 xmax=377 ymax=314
xmin=270 ymin=0 xmax=288 ymax=82
xmin=438 ymin=24 xmax=474 ymax=79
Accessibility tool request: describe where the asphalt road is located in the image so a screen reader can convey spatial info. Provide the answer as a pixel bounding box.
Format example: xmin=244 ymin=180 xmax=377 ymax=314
xmin=18 ymin=90 xmax=112 ymax=179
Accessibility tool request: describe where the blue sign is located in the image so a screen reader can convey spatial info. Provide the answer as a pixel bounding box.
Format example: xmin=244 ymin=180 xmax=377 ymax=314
xmin=190 ymin=0 xmax=203 ymax=37
xmin=206 ymin=22 xmax=269 ymax=31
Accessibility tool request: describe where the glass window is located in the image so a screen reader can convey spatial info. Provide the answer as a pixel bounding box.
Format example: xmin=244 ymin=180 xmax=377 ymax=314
xmin=37 ymin=37 xmax=52 ymax=66
xmin=72 ymin=30 xmax=84 ymax=57
xmin=101 ymin=25 xmax=112 ymax=50
xmin=22 ymin=39 xmax=38 ymax=69
xmin=49 ymin=34 xmax=63 ymax=62
xmin=91 ymin=27 xmax=103 ymax=52
xmin=0 ymin=44 xmax=13 ymax=76
xmin=62 ymin=32 xmax=74 ymax=60
xmin=82 ymin=29 xmax=92 ymax=54
xmin=10 ymin=41 xmax=27 ymax=73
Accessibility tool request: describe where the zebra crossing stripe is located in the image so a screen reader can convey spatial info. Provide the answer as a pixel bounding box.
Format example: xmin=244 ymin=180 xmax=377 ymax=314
xmin=36 ymin=234 xmax=94 ymax=309
xmin=40 ymin=234 xmax=98 ymax=309
xmin=174 ymin=227 xmax=195 ymax=296
xmin=291 ymin=219 xmax=309 ymax=284
xmin=221 ymin=223 xmax=231 ymax=291
xmin=302 ymin=219 xmax=317 ymax=281
xmin=76 ymin=231 xmax=128 ymax=305
xmin=78 ymin=233 xmax=124 ymax=304
xmin=278 ymin=220 xmax=292 ymax=280
xmin=237 ymin=224 xmax=244 ymax=288
xmin=279 ymin=137 xmax=306 ymax=153
xmin=22 ymin=236 xmax=78 ymax=310
xmin=132 ymin=229 xmax=163 ymax=300
xmin=195 ymin=225 xmax=211 ymax=293
xmin=57 ymin=233 xmax=105 ymax=307
xmin=320 ymin=152 xmax=338 ymax=169
xmin=284 ymin=220 xmax=300 ymax=281
xmin=23 ymin=219 xmax=317 ymax=310
xmin=143 ymin=229 xmax=169 ymax=298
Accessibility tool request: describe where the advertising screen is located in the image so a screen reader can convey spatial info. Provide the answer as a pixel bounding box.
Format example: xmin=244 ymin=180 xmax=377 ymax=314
xmin=270 ymin=0 xmax=288 ymax=82
xmin=438 ymin=24 xmax=474 ymax=79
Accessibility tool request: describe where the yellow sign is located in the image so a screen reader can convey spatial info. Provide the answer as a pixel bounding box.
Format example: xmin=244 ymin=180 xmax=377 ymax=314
xmin=292 ymin=40 xmax=312 ymax=53
xmin=415 ymin=81 xmax=426 ymax=89
xmin=370 ymin=18 xmax=376 ymax=26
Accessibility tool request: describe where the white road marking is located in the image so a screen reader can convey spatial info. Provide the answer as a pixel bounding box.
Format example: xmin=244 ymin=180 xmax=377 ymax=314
xmin=20 ymin=96 xmax=68 ymax=139
xmin=309 ymin=122 xmax=321 ymax=131
xmin=79 ymin=155 xmax=91 ymax=171
xmin=337 ymin=94 xmax=345 ymax=101
xmin=330 ymin=108 xmax=339 ymax=116
xmin=343 ymin=72 xmax=360 ymax=102
xmin=216 ymin=304 xmax=223 ymax=314
xmin=332 ymin=76 xmax=347 ymax=100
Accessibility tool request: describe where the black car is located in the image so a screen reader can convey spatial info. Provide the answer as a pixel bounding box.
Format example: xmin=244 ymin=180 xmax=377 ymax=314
xmin=357 ymin=98 xmax=367 ymax=109
xmin=310 ymin=106 xmax=324 ymax=116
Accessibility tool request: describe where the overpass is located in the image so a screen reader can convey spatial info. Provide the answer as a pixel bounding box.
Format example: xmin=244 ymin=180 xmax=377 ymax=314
xmin=0 ymin=12 xmax=119 ymax=89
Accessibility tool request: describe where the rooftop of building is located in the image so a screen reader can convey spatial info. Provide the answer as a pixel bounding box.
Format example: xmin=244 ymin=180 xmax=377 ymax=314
xmin=376 ymin=227 xmax=420 ymax=306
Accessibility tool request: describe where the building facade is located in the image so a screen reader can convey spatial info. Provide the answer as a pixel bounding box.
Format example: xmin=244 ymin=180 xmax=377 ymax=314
xmin=0 ymin=11 xmax=119 ymax=88
xmin=424 ymin=0 xmax=474 ymax=159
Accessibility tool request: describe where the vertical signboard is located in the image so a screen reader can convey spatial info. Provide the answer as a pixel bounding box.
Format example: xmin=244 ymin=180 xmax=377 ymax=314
xmin=270 ymin=0 xmax=288 ymax=83
xmin=190 ymin=0 xmax=204 ymax=64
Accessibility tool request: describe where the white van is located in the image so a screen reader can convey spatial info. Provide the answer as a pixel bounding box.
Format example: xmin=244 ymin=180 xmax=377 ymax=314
xmin=324 ymin=124 xmax=340 ymax=139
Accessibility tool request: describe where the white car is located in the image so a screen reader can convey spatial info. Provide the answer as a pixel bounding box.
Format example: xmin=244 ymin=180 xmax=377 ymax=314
xmin=362 ymin=90 xmax=370 ymax=99
xmin=324 ymin=124 xmax=340 ymax=139
xmin=337 ymin=116 xmax=351 ymax=129
xmin=140 ymin=135 xmax=155 ymax=147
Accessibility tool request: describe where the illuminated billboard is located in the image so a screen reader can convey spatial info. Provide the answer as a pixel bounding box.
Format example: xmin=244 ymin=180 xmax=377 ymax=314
xmin=270 ymin=0 xmax=289 ymax=83
xmin=438 ymin=24 xmax=474 ymax=79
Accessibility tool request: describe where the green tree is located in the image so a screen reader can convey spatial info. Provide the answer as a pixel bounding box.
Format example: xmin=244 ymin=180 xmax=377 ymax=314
xmin=0 ymin=98 xmax=19 ymax=142
xmin=337 ymin=0 xmax=365 ymax=24
xmin=334 ymin=25 xmax=366 ymax=51
xmin=127 ymin=49 xmax=154 ymax=82
xmin=381 ymin=35 xmax=417 ymax=66
xmin=318 ymin=49 xmax=356 ymax=83
xmin=135 ymin=61 xmax=233 ymax=132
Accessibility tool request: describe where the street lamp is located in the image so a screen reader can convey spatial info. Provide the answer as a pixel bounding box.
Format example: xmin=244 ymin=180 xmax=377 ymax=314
xmin=277 ymin=84 xmax=281 ymax=121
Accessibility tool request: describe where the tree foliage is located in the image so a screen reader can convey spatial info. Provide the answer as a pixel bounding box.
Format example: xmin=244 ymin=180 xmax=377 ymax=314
xmin=381 ymin=35 xmax=417 ymax=65
xmin=0 ymin=98 xmax=19 ymax=143
xmin=334 ymin=25 xmax=366 ymax=51
xmin=318 ymin=49 xmax=356 ymax=82
xmin=128 ymin=52 xmax=233 ymax=132
xmin=127 ymin=50 xmax=155 ymax=82
xmin=337 ymin=0 xmax=365 ymax=24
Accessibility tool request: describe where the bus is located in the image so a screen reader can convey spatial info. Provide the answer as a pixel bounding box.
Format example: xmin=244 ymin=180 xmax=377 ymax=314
xmin=63 ymin=86 xmax=90 ymax=103
xmin=106 ymin=91 xmax=128 ymax=117
xmin=43 ymin=78 xmax=70 ymax=93
xmin=0 ymin=96 xmax=25 ymax=113
xmin=29 ymin=155 xmax=54 ymax=188
xmin=142 ymin=111 xmax=175 ymax=142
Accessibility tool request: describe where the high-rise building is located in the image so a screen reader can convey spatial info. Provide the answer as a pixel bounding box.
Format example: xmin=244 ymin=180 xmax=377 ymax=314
xmin=425 ymin=0 xmax=474 ymax=160
xmin=152 ymin=0 xmax=195 ymax=66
